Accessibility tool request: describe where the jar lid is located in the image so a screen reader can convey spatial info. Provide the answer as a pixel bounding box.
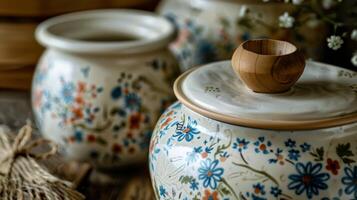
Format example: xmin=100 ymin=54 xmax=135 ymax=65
xmin=174 ymin=60 xmax=357 ymax=130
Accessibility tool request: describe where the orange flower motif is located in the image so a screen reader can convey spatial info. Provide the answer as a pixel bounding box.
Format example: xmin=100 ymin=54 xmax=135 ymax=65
xmin=72 ymin=107 xmax=83 ymax=119
xmin=77 ymin=82 xmax=86 ymax=93
xmin=202 ymin=190 xmax=219 ymax=200
xmin=201 ymin=152 xmax=208 ymax=158
xmin=75 ymin=96 xmax=84 ymax=104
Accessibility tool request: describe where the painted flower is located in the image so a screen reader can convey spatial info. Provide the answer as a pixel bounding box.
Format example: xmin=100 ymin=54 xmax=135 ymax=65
xmin=233 ymin=138 xmax=250 ymax=152
xmin=159 ymin=185 xmax=167 ymax=197
xmin=190 ymin=179 xmax=199 ymax=191
xmin=202 ymin=189 xmax=219 ymax=200
xmin=129 ymin=112 xmax=141 ymax=129
xmin=195 ymin=39 xmax=217 ymax=65
xmin=198 ymin=159 xmax=224 ymax=190
xmin=173 ymin=117 xmax=200 ymax=142
xmin=342 ymin=166 xmax=357 ymax=198
xmin=125 ymin=93 xmax=141 ymax=111
xmin=326 ymin=158 xmax=340 ymax=175
xmin=253 ymin=183 xmax=266 ymax=195
xmin=279 ymin=12 xmax=295 ymax=28
xmin=300 ymin=142 xmax=311 ymax=152
xmin=254 ymin=137 xmax=271 ymax=154
xmin=186 ymin=146 xmax=203 ymax=165
xmin=111 ymin=86 xmax=122 ymax=99
xmin=73 ymin=130 xmax=83 ymax=142
xmin=288 ymin=162 xmax=330 ymax=199
xmin=288 ymin=149 xmax=301 ymax=161
xmin=270 ymin=186 xmax=282 ymax=197
xmin=269 ymin=148 xmax=285 ymax=165
xmin=327 ymin=35 xmax=343 ymax=50
xmin=285 ymin=139 xmax=296 ymax=148
xmin=61 ymin=82 xmax=75 ymax=104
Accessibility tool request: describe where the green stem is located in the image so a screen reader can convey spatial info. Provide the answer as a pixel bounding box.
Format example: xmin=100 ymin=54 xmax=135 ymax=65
xmin=281 ymin=193 xmax=293 ymax=199
xmin=232 ymin=162 xmax=279 ymax=186
xmin=221 ymin=178 xmax=240 ymax=200
xmin=240 ymin=152 xmax=248 ymax=165
xmin=285 ymin=159 xmax=295 ymax=166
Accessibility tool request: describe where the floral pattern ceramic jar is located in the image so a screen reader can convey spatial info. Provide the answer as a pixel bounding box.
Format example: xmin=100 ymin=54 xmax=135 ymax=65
xmin=149 ymin=60 xmax=357 ymax=199
xmin=157 ymin=0 xmax=327 ymax=71
xmin=32 ymin=10 xmax=179 ymax=168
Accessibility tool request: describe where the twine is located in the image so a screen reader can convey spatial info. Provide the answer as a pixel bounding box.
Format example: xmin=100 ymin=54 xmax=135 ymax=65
xmin=0 ymin=125 xmax=84 ymax=200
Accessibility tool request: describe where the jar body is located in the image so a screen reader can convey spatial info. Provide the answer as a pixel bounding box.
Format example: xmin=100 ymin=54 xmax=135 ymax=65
xmin=149 ymin=102 xmax=357 ymax=199
xmin=158 ymin=0 xmax=327 ymax=71
xmin=32 ymin=48 xmax=179 ymax=168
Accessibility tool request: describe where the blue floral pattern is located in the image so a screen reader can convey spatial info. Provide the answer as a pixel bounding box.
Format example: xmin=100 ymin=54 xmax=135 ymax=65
xmin=149 ymin=102 xmax=357 ymax=200
xmin=172 ymin=116 xmax=200 ymax=142
xmin=198 ymin=159 xmax=224 ymax=190
xmin=288 ymin=162 xmax=330 ymax=199
xmin=342 ymin=166 xmax=357 ymax=198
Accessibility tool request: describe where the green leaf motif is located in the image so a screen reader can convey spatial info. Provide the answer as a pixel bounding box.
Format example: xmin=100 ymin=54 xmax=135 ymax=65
xmin=337 ymin=143 xmax=355 ymax=165
xmin=96 ymin=137 xmax=107 ymax=146
xmin=310 ymin=147 xmax=324 ymax=162
xmin=179 ymin=176 xmax=194 ymax=184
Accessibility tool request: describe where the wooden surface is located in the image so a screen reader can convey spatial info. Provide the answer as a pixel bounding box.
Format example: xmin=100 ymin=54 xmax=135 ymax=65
xmin=0 ymin=90 xmax=155 ymax=199
xmin=0 ymin=0 xmax=159 ymax=17
xmin=44 ymin=159 xmax=155 ymax=200
xmin=232 ymin=39 xmax=305 ymax=93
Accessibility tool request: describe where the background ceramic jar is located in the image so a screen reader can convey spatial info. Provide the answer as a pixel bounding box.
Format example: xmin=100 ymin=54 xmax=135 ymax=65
xmin=32 ymin=10 xmax=179 ymax=169
xmin=157 ymin=0 xmax=327 ymax=71
xmin=149 ymin=59 xmax=357 ymax=199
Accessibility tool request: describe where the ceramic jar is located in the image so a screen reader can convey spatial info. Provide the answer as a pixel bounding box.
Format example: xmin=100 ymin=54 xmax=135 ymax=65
xmin=157 ymin=0 xmax=327 ymax=71
xmin=149 ymin=57 xmax=357 ymax=198
xmin=32 ymin=10 xmax=179 ymax=168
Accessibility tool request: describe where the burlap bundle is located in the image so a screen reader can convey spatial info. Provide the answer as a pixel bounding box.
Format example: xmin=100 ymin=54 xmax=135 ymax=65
xmin=0 ymin=125 xmax=84 ymax=200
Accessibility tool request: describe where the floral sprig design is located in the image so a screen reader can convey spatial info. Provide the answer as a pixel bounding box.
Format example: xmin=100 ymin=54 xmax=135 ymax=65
xmin=198 ymin=159 xmax=224 ymax=190
xmin=288 ymin=162 xmax=330 ymax=199
xmin=257 ymin=0 xmax=357 ymax=66
xmin=172 ymin=116 xmax=200 ymax=142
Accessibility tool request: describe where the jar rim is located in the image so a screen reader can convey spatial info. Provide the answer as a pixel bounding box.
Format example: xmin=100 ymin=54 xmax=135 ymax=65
xmin=35 ymin=9 xmax=175 ymax=55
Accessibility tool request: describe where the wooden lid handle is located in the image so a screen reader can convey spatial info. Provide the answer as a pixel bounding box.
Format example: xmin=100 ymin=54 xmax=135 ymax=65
xmin=231 ymin=39 xmax=305 ymax=93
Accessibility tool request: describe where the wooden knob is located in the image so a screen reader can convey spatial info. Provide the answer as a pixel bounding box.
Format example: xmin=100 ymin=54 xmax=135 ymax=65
xmin=231 ymin=39 xmax=305 ymax=93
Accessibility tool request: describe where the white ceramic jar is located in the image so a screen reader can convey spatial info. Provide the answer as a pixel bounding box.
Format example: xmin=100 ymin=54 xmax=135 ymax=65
xmin=32 ymin=10 xmax=179 ymax=168
xmin=149 ymin=60 xmax=357 ymax=199
xmin=157 ymin=0 xmax=327 ymax=71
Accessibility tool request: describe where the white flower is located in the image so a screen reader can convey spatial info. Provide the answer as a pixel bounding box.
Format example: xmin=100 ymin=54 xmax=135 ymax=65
xmin=322 ymin=0 xmax=335 ymax=9
xmin=279 ymin=12 xmax=295 ymax=28
xmin=292 ymin=0 xmax=303 ymax=4
xmin=327 ymin=35 xmax=344 ymax=50
xmin=352 ymin=53 xmax=357 ymax=67
xmin=351 ymin=29 xmax=357 ymax=41
xmin=239 ymin=6 xmax=249 ymax=17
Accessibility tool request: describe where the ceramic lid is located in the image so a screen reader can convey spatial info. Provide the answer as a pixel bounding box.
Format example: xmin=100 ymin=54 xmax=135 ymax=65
xmin=174 ymin=61 xmax=357 ymax=130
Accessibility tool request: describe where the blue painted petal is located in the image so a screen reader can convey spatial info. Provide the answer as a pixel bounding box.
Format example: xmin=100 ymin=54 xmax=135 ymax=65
xmin=213 ymin=168 xmax=224 ymax=176
xmin=203 ymin=177 xmax=210 ymax=188
xmin=310 ymin=163 xmax=323 ymax=175
xmin=209 ymin=178 xmax=217 ymax=189
xmin=345 ymin=184 xmax=357 ymax=194
xmin=295 ymin=163 xmax=305 ymax=175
